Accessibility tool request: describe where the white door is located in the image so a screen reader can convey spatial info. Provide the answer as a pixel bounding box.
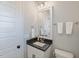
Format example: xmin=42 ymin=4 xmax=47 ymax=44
xmin=0 ymin=2 xmax=24 ymax=58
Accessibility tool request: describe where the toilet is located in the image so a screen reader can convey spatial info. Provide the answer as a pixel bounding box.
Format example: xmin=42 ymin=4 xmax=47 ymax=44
xmin=54 ymin=49 xmax=74 ymax=58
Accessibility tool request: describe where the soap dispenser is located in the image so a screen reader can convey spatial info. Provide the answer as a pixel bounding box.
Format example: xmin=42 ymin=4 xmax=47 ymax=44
xmin=31 ymin=26 xmax=35 ymax=38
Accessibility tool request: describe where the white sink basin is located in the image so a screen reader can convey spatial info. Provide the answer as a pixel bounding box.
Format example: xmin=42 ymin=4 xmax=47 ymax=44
xmin=33 ymin=42 xmax=46 ymax=47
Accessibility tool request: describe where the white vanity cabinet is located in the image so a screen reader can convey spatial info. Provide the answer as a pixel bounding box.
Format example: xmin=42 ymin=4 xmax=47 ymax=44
xmin=27 ymin=45 xmax=52 ymax=58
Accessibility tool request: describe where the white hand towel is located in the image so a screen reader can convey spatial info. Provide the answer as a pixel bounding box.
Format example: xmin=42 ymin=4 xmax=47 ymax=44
xmin=66 ymin=22 xmax=73 ymax=34
xmin=57 ymin=22 xmax=63 ymax=34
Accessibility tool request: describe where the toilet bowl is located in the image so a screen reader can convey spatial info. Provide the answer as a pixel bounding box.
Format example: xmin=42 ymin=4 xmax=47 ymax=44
xmin=54 ymin=49 xmax=74 ymax=58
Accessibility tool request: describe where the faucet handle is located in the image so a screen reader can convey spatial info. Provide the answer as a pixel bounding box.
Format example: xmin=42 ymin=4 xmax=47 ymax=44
xmin=40 ymin=38 xmax=44 ymax=43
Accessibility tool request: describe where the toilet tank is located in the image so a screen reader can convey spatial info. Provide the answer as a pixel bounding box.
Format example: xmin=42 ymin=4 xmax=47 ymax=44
xmin=55 ymin=49 xmax=74 ymax=58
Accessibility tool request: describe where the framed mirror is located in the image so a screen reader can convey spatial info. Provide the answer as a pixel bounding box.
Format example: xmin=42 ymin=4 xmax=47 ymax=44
xmin=37 ymin=7 xmax=53 ymax=39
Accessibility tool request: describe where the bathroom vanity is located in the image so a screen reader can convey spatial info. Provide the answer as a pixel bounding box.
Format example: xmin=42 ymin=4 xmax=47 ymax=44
xmin=27 ymin=37 xmax=52 ymax=58
xmin=27 ymin=2 xmax=53 ymax=58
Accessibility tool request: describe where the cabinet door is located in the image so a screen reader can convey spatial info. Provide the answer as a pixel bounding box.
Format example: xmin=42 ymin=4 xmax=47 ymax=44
xmin=32 ymin=46 xmax=44 ymax=58
xmin=44 ymin=45 xmax=52 ymax=58
xmin=27 ymin=45 xmax=44 ymax=58
xmin=27 ymin=45 xmax=36 ymax=58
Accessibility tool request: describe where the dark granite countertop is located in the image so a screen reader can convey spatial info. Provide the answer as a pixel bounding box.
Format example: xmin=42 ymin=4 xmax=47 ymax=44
xmin=26 ymin=37 xmax=52 ymax=51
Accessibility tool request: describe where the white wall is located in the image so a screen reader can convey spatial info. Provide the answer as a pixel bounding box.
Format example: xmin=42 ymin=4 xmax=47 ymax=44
xmin=18 ymin=2 xmax=39 ymax=57
xmin=22 ymin=2 xmax=39 ymax=38
xmin=53 ymin=1 xmax=79 ymax=57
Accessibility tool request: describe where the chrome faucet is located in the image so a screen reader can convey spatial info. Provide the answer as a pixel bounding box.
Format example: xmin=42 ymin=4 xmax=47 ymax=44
xmin=37 ymin=36 xmax=44 ymax=43
xmin=37 ymin=36 xmax=39 ymax=41
xmin=40 ymin=38 xmax=44 ymax=43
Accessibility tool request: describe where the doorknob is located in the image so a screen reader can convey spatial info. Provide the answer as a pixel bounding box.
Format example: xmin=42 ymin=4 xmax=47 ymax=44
xmin=17 ymin=45 xmax=20 ymax=49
